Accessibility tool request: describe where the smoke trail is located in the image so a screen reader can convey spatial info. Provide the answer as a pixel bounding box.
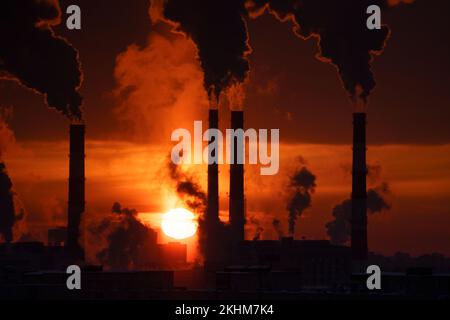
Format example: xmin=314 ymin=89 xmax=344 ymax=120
xmin=272 ymin=218 xmax=283 ymax=238
xmin=0 ymin=0 xmax=83 ymax=120
xmin=167 ymin=158 xmax=231 ymax=261
xmin=167 ymin=158 xmax=212 ymax=257
xmin=0 ymin=110 xmax=20 ymax=243
xmin=286 ymin=165 xmax=316 ymax=235
xmin=246 ymin=0 xmax=411 ymax=102
xmin=249 ymin=216 xmax=264 ymax=241
xmin=167 ymin=161 xmax=207 ymax=213
xmin=154 ymin=0 xmax=251 ymax=100
xmin=93 ymin=202 xmax=157 ymax=270
xmin=326 ymin=183 xmax=391 ymax=245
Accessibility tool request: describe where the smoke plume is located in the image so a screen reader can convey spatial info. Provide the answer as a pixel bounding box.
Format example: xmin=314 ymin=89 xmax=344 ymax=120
xmin=246 ymin=0 xmax=406 ymax=102
xmin=0 ymin=110 xmax=20 ymax=243
xmin=249 ymin=216 xmax=264 ymax=241
xmin=167 ymin=161 xmax=207 ymax=213
xmin=326 ymin=183 xmax=391 ymax=245
xmin=272 ymin=218 xmax=283 ymax=239
xmin=93 ymin=202 xmax=157 ymax=270
xmin=114 ymin=32 xmax=208 ymax=142
xmin=0 ymin=0 xmax=83 ymax=120
xmin=286 ymin=165 xmax=316 ymax=235
xmin=167 ymin=158 xmax=230 ymax=261
xmin=154 ymin=0 xmax=251 ymax=100
xmin=167 ymin=158 xmax=211 ymax=256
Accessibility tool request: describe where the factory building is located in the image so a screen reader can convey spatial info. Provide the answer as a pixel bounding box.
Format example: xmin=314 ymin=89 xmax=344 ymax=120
xmin=218 ymin=238 xmax=352 ymax=290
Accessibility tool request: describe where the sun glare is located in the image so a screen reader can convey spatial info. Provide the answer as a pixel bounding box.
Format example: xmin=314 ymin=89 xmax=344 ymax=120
xmin=161 ymin=208 xmax=197 ymax=240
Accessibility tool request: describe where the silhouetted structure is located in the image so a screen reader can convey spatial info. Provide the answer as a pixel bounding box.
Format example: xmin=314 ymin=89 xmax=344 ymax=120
xmin=351 ymin=113 xmax=368 ymax=260
xmin=48 ymin=227 xmax=67 ymax=247
xmin=207 ymin=109 xmax=219 ymax=225
xmin=158 ymin=242 xmax=188 ymax=268
xmin=67 ymin=124 xmax=85 ymax=262
xmin=204 ymin=109 xmax=220 ymax=266
xmin=229 ymin=111 xmax=245 ymax=243
xmin=234 ymin=238 xmax=351 ymax=288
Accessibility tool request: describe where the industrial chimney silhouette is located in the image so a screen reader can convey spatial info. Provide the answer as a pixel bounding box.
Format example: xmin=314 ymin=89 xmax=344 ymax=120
xmin=229 ymin=111 xmax=245 ymax=243
xmin=207 ymin=109 xmax=219 ymax=225
xmin=204 ymin=109 xmax=221 ymax=267
xmin=351 ymin=113 xmax=368 ymax=260
xmin=66 ymin=124 xmax=85 ymax=261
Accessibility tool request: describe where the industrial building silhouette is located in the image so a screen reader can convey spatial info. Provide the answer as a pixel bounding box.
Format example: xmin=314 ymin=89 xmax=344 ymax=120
xmin=1 ymin=114 xmax=449 ymax=300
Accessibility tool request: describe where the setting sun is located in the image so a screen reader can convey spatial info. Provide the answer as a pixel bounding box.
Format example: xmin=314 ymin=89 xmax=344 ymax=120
xmin=161 ymin=208 xmax=197 ymax=240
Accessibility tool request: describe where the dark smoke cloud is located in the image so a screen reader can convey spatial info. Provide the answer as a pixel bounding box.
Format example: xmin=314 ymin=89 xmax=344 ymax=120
xmin=0 ymin=0 xmax=83 ymax=120
xmin=160 ymin=0 xmax=251 ymax=99
xmin=168 ymin=161 xmax=207 ymax=213
xmin=287 ymin=166 xmax=316 ymax=235
xmin=0 ymin=162 xmax=15 ymax=242
xmin=0 ymin=111 xmax=28 ymax=242
xmin=367 ymin=183 xmax=391 ymax=212
xmin=326 ymin=183 xmax=391 ymax=245
xmin=93 ymin=202 xmax=157 ymax=270
xmin=167 ymin=159 xmax=231 ymax=261
xmin=167 ymin=159 xmax=210 ymax=257
xmin=247 ymin=0 xmax=396 ymax=102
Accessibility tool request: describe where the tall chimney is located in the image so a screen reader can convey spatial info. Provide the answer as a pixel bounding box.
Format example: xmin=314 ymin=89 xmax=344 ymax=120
xmin=229 ymin=111 xmax=245 ymax=243
xmin=67 ymin=124 xmax=85 ymax=261
xmin=204 ymin=109 xmax=220 ymax=267
xmin=207 ymin=109 xmax=219 ymax=225
xmin=351 ymin=113 xmax=368 ymax=260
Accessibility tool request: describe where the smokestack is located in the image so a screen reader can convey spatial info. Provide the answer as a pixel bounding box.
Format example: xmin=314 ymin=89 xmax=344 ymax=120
xmin=351 ymin=113 xmax=368 ymax=260
xmin=229 ymin=111 xmax=245 ymax=242
xmin=207 ymin=109 xmax=219 ymax=225
xmin=67 ymin=124 xmax=85 ymax=261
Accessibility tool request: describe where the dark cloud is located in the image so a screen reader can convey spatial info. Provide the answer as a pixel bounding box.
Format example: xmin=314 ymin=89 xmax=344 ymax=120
xmin=0 ymin=0 xmax=83 ymax=120
xmin=247 ymin=0 xmax=395 ymax=102
xmin=93 ymin=202 xmax=157 ymax=270
xmin=160 ymin=0 xmax=251 ymax=99
xmin=167 ymin=158 xmax=230 ymax=261
xmin=168 ymin=161 xmax=207 ymax=213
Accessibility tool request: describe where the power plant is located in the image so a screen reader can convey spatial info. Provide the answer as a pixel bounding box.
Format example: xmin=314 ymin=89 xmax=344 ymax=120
xmin=201 ymin=110 xmax=352 ymax=278
xmin=1 ymin=0 xmax=448 ymax=305
xmin=1 ymin=113 xmax=449 ymax=300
